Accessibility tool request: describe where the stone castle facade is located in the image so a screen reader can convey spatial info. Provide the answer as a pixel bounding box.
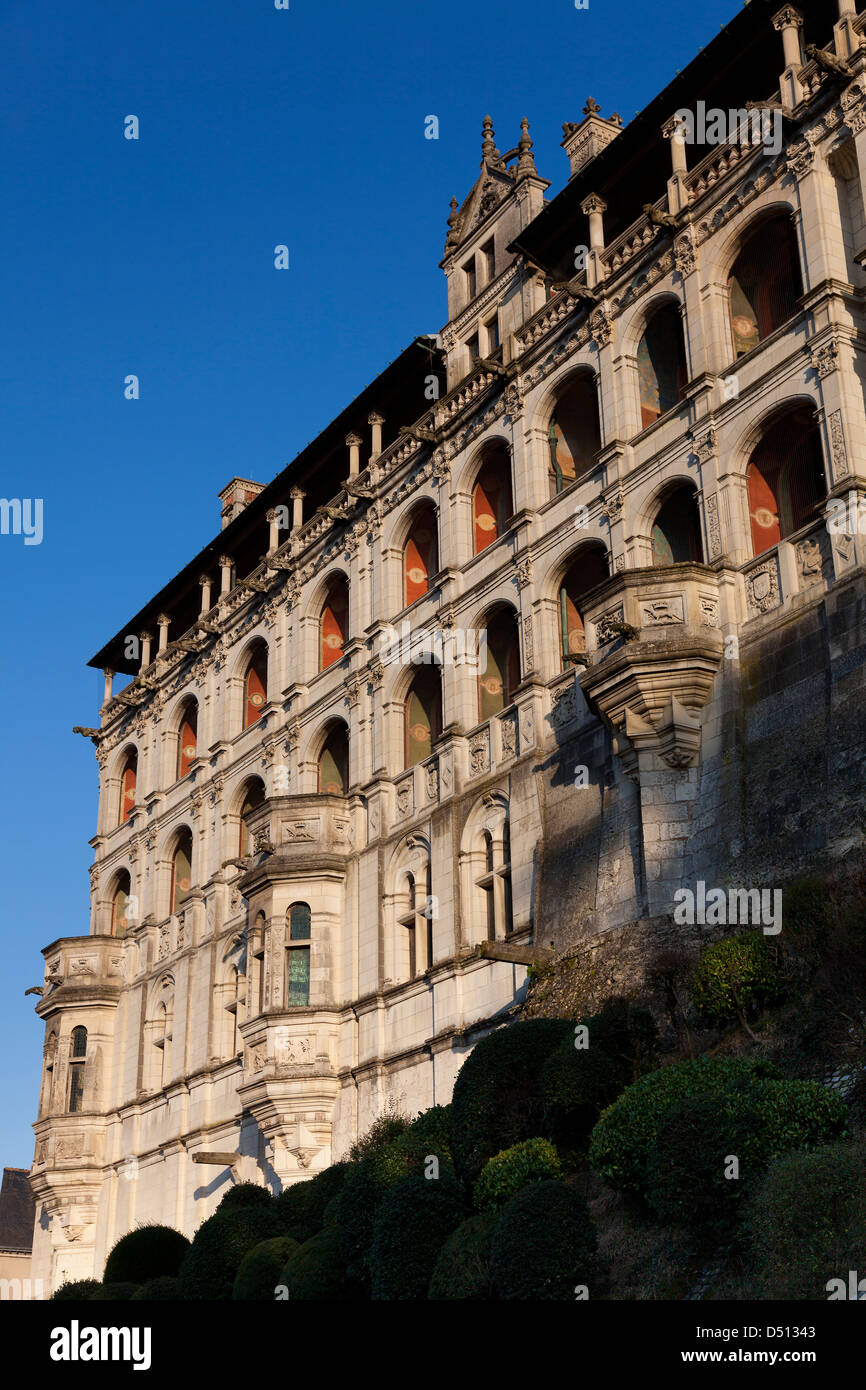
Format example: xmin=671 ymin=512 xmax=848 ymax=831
xmin=30 ymin=0 xmax=866 ymax=1291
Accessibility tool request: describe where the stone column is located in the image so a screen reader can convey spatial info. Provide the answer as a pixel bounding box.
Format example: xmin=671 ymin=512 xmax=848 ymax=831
xmin=368 ymin=413 xmax=384 ymax=459
xmin=102 ymin=669 xmax=114 ymax=705
xmin=157 ymin=614 xmax=170 ymax=654
xmin=267 ymin=508 xmax=279 ymax=553
xmin=772 ymin=6 xmax=805 ymax=111
xmin=834 ymin=0 xmax=859 ymax=59
xmin=139 ymin=631 xmax=153 ymax=669
xmin=219 ymin=555 xmax=233 ymax=596
xmin=346 ymin=433 xmax=362 ymax=478
xmin=290 ymin=488 xmax=304 ymax=530
xmin=663 ymin=114 xmax=689 ymax=216
xmin=580 ymin=194 xmax=607 ymax=290
xmin=199 ymin=574 xmax=212 ymax=614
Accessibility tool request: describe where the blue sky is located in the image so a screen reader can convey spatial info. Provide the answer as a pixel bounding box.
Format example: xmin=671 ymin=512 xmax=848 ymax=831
xmin=0 ymin=0 xmax=737 ymax=1162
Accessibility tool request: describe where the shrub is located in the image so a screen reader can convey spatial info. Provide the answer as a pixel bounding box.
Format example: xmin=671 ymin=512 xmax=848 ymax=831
xmin=401 ymin=1106 xmax=453 ymax=1176
xmin=92 ymin=1282 xmax=139 ymax=1300
xmin=490 ymin=1180 xmax=597 ymax=1300
xmin=178 ymin=1206 xmax=282 ymax=1300
xmin=336 ymin=1161 xmax=384 ymax=1285
xmin=428 ymin=1212 xmax=498 ymax=1300
xmin=233 ymin=1236 xmax=299 ymax=1301
xmin=131 ymin=1277 xmax=181 ymax=1300
xmin=279 ymin=1225 xmax=360 ymax=1301
xmin=745 ymin=1141 xmax=866 ymax=1300
xmin=369 ymin=1174 xmax=465 ymax=1300
xmin=275 ymin=1165 xmax=349 ymax=1243
xmin=450 ymin=1019 xmax=573 ymax=1184
xmin=645 ymin=1090 xmax=763 ymax=1235
xmin=691 ymin=932 xmax=785 ymax=1036
xmin=346 ymin=1104 xmax=410 ymax=1164
xmin=51 ymin=1279 xmax=103 ymax=1300
xmin=103 ymin=1222 xmax=191 ymax=1285
xmin=475 ymin=1137 xmax=561 ymax=1212
xmin=750 ymin=1078 xmax=847 ymax=1157
xmin=322 ymin=1194 xmax=342 ymax=1227
xmin=589 ymin=1055 xmax=779 ymax=1197
xmin=215 ymin=1183 xmax=273 ymax=1214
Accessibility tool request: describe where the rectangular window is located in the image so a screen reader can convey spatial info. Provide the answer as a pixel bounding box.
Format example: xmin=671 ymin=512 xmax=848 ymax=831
xmin=484 ymin=315 xmax=500 ymax=353
xmin=463 ymin=258 xmax=477 ymax=300
xmin=466 ymin=333 xmax=480 ymax=365
xmin=481 ymin=238 xmax=495 ymax=283
xmin=407 ymin=926 xmax=417 ymax=981
xmin=287 ymin=948 xmax=310 ymax=1006
xmin=68 ymin=1064 xmax=84 ymax=1113
xmin=484 ymin=884 xmax=496 ymax=941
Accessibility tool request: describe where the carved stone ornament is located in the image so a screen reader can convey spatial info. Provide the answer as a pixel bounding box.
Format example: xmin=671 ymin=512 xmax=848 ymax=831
xmin=746 ymin=561 xmax=781 ymax=615
xmin=810 ymin=339 xmax=839 ymax=379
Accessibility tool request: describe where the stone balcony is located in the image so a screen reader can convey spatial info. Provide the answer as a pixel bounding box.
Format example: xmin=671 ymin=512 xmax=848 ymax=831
xmin=578 ymin=564 xmax=724 ymax=774
xmin=238 ymin=793 xmax=359 ymax=883
xmin=36 ymin=935 xmax=127 ymax=1016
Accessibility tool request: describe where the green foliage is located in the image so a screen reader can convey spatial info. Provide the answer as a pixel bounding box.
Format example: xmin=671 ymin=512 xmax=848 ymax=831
xmin=178 ymin=1206 xmax=283 ymax=1300
xmin=589 ymin=1055 xmax=779 ymax=1196
xmin=278 ymin=1225 xmax=360 ymax=1301
xmin=749 ymin=1077 xmax=847 ymax=1158
xmin=474 ymin=1137 xmax=561 ymax=1212
xmin=92 ymin=1282 xmax=140 ymax=1300
xmin=232 ymin=1236 xmax=299 ymax=1301
xmin=369 ymin=1174 xmax=465 ymax=1300
xmin=215 ymin=1183 xmax=273 ymax=1214
xmin=131 ymin=1277 xmax=181 ymax=1300
xmin=336 ymin=1161 xmax=384 ymax=1286
xmin=645 ymin=1090 xmax=762 ymax=1234
xmin=745 ymin=1141 xmax=866 ymax=1300
xmin=51 ymin=1280 xmax=103 ymax=1301
xmin=428 ymin=1213 xmax=498 ymax=1300
xmin=490 ymin=1180 xmax=597 ymax=1300
xmin=322 ymin=1194 xmax=342 ymax=1227
xmin=450 ymin=1019 xmax=574 ymax=1184
xmin=691 ymin=932 xmax=785 ymax=1025
xmin=274 ymin=1164 xmax=350 ymax=1243
xmin=103 ymin=1222 xmax=191 ymax=1285
xmin=541 ymin=1002 xmax=657 ymax=1154
xmin=346 ymin=1104 xmax=410 ymax=1164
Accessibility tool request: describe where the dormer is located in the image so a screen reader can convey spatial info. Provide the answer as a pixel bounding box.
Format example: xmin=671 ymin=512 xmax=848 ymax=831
xmin=218 ymin=477 xmax=265 ymax=530
xmin=440 ymin=116 xmax=549 ymax=387
xmin=561 ymin=98 xmax=623 ymax=180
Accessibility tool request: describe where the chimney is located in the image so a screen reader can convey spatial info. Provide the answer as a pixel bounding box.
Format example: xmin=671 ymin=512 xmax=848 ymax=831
xmin=218 ymin=477 xmax=265 ymax=530
xmin=561 ymin=99 xmax=623 ymax=181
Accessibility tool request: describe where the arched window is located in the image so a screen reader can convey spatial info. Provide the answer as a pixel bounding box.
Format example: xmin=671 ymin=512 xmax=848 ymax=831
xmin=558 ymin=546 xmax=609 ymax=667
xmin=637 ymin=303 xmax=687 ymax=429
xmin=170 ymin=829 xmax=193 ymax=915
xmin=728 ymin=214 xmax=802 ymax=358
xmin=176 ymin=701 xmax=198 ymax=780
xmin=68 ymin=1027 xmax=87 ymax=1113
xmin=243 ymin=645 xmax=268 ymax=729
xmin=318 ymin=724 xmax=349 ymax=796
xmin=478 ymin=608 xmax=521 ymax=721
xmin=472 ymin=446 xmax=513 ymax=554
xmin=320 ymin=575 xmax=349 ymax=671
xmin=651 ymin=486 xmax=704 ymax=565
xmin=548 ymin=375 xmax=602 ymax=495
xmin=746 ymin=406 xmax=827 ymax=558
xmin=286 ymin=903 xmax=312 ymax=1006
xmin=229 ymin=966 xmax=244 ymax=1056
xmin=111 ymin=871 xmax=131 ymax=938
xmin=119 ymin=750 xmax=137 ymax=826
xmin=403 ymin=505 xmax=439 ymax=606
xmin=475 ymin=819 xmax=513 ymax=940
xmin=404 ymin=667 xmax=443 ymax=769
xmin=239 ymin=779 xmax=266 ymax=856
xmin=396 ymin=865 xmax=433 ymax=980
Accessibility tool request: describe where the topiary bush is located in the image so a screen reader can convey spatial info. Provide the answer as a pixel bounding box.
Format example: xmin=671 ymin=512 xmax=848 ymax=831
xmin=428 ymin=1212 xmax=498 ymax=1300
xmin=645 ymin=1089 xmax=763 ymax=1235
xmin=745 ymin=1140 xmax=866 ymax=1300
xmin=475 ymin=1137 xmax=561 ymax=1212
xmin=92 ymin=1282 xmax=140 ymax=1300
xmin=51 ymin=1279 xmax=103 ymax=1300
xmin=750 ymin=1078 xmax=848 ymax=1159
xmin=215 ymin=1183 xmax=274 ymax=1215
xmin=274 ymin=1166 xmax=348 ymax=1243
xmin=490 ymin=1180 xmax=597 ymax=1300
xmin=450 ymin=1019 xmax=573 ymax=1185
xmin=178 ymin=1205 xmax=283 ymax=1300
xmin=589 ymin=1055 xmax=779 ymax=1197
xmin=691 ymin=932 xmax=785 ymax=1036
xmin=369 ymin=1173 xmax=465 ymax=1300
xmin=232 ymin=1235 xmax=298 ymax=1301
xmin=336 ymin=1161 xmax=383 ymax=1287
xmin=400 ymin=1106 xmax=453 ymax=1177
xmin=131 ymin=1276 xmax=181 ymax=1300
xmin=103 ymin=1222 xmax=191 ymax=1285
xmin=278 ymin=1224 xmax=361 ymax=1301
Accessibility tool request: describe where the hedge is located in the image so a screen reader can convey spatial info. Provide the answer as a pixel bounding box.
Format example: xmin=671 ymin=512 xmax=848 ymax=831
xmin=490 ymin=1180 xmax=597 ymax=1300
xmin=428 ymin=1213 xmax=498 ymax=1300
xmin=103 ymin=1223 xmax=191 ymax=1285
xmin=131 ymin=1277 xmax=181 ymax=1300
xmin=369 ymin=1174 xmax=465 ymax=1300
xmin=215 ymin=1183 xmax=274 ymax=1214
xmin=474 ymin=1137 xmax=561 ymax=1212
xmin=51 ymin=1280 xmax=103 ymax=1301
xmin=450 ymin=1019 xmax=573 ymax=1184
xmin=178 ymin=1206 xmax=283 ymax=1300
xmin=232 ymin=1236 xmax=299 ymax=1301
xmin=278 ymin=1225 xmax=360 ymax=1301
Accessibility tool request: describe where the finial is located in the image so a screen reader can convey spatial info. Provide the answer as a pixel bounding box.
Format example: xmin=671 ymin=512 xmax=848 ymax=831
xmin=583 ymin=97 xmax=602 ymax=117
xmin=481 ymin=114 xmax=499 ymax=160
xmin=517 ymin=117 xmax=536 ymax=177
